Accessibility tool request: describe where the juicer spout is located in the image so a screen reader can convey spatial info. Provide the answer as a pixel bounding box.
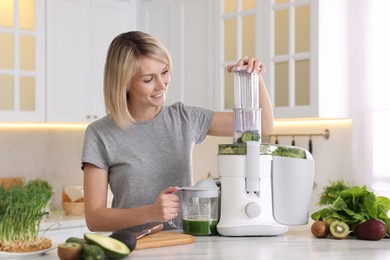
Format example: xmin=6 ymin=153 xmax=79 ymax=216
xmin=246 ymin=141 xmax=260 ymax=195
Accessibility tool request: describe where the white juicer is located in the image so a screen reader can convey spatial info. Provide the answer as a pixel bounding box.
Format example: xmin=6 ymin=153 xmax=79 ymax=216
xmin=216 ymin=67 xmax=315 ymax=236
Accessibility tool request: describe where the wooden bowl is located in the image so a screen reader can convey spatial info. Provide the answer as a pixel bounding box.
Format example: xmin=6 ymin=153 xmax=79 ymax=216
xmin=62 ymin=202 xmax=85 ymax=216
xmin=0 ymin=177 xmax=23 ymax=190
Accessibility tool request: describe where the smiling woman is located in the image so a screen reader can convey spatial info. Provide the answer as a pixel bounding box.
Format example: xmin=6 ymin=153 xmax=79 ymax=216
xmin=81 ymin=30 xmax=274 ymax=233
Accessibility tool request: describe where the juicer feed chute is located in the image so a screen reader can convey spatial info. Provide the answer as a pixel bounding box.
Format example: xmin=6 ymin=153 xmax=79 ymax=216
xmin=232 ymin=67 xmax=261 ymax=144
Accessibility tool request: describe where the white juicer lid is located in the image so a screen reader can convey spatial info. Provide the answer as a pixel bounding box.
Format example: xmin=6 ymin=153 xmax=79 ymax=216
xmin=182 ymin=178 xmax=219 ymax=198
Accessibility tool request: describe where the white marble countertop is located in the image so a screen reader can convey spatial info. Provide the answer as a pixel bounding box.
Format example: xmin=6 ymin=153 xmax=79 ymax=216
xmin=29 ymin=225 xmax=390 ymax=260
xmin=39 ymin=213 xmax=87 ymax=231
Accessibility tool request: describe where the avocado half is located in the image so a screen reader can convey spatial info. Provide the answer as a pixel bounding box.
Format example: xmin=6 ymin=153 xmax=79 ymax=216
xmin=84 ymin=233 xmax=130 ymax=259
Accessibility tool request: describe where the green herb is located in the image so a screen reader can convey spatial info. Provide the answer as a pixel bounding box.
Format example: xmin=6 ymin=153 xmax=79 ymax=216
xmin=311 ymin=185 xmax=390 ymax=227
xmin=0 ymin=179 xmax=53 ymax=243
xmin=318 ymin=179 xmax=350 ymax=205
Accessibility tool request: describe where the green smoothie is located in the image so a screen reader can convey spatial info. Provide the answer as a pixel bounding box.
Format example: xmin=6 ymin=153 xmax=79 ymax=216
xmin=183 ymin=218 xmax=219 ymax=236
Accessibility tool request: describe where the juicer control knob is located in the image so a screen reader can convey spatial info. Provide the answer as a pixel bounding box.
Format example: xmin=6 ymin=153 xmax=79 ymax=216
xmin=245 ymin=202 xmax=261 ymax=218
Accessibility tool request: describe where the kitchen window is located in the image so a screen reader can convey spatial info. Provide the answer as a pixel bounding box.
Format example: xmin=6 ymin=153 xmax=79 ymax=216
xmin=0 ymin=0 xmax=45 ymax=122
xmin=222 ymin=0 xmax=256 ymax=109
xmin=350 ymin=0 xmax=390 ymax=198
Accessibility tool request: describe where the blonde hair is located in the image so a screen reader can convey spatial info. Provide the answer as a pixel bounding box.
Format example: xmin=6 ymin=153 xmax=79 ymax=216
xmin=103 ymin=31 xmax=172 ymax=129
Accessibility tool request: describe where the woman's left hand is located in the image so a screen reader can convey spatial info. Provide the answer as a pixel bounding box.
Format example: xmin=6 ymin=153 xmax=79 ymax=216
xmin=226 ymin=56 xmax=266 ymax=75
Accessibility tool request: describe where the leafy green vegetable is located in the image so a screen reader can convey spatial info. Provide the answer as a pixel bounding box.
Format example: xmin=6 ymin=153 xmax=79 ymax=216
xmin=311 ymin=185 xmax=390 ymax=227
xmin=271 ymin=146 xmax=306 ymax=159
xmin=318 ymin=179 xmax=350 ymax=205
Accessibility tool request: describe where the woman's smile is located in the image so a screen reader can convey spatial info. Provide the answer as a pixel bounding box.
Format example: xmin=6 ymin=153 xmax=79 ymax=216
xmin=152 ymin=91 xmax=165 ymax=98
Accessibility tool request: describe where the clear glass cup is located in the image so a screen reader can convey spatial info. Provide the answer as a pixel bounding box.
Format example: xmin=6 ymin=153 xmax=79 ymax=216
xmin=168 ymin=179 xmax=219 ymax=236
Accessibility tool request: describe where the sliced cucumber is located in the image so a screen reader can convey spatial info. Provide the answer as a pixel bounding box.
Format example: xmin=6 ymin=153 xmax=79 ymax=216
xmin=251 ymin=132 xmax=261 ymax=141
xmin=241 ymin=132 xmax=253 ymax=142
xmin=84 ymin=233 xmax=130 ymax=259
xmin=241 ymin=131 xmax=261 ymax=143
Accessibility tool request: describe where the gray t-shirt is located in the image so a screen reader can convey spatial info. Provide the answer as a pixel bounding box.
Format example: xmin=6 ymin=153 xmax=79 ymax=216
xmin=81 ymin=102 xmax=214 ymax=231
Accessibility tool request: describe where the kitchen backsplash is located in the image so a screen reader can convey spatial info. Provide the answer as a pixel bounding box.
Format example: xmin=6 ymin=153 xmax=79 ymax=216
xmin=0 ymin=124 xmax=86 ymax=209
xmin=0 ymin=119 xmax=352 ymax=214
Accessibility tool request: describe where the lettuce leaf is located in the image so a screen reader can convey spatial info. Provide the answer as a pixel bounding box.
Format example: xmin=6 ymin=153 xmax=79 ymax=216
xmin=311 ymin=185 xmax=390 ymax=225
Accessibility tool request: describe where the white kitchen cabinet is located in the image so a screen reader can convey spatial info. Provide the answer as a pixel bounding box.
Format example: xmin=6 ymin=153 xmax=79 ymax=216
xmin=46 ymin=0 xmax=136 ymax=122
xmin=138 ymin=0 xmax=218 ymax=109
xmin=0 ymin=0 xmax=46 ymax=122
xmin=257 ymin=0 xmax=350 ymax=119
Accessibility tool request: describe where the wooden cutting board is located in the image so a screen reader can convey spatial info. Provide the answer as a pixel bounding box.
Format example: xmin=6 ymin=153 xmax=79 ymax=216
xmin=135 ymin=232 xmax=195 ymax=250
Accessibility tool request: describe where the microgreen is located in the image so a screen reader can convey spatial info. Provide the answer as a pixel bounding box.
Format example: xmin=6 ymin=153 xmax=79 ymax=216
xmin=0 ymin=179 xmax=53 ymax=243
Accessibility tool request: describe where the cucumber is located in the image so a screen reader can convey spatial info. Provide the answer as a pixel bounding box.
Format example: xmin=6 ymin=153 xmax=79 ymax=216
xmin=66 ymin=236 xmax=87 ymax=246
xmin=241 ymin=132 xmax=253 ymax=142
xmin=251 ymin=132 xmax=261 ymax=141
xmin=84 ymin=233 xmax=130 ymax=259
xmin=81 ymin=244 xmax=105 ymax=260
xmin=241 ymin=131 xmax=261 ymax=143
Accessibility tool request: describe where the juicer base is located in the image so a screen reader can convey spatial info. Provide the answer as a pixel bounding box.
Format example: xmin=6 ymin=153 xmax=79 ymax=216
xmin=217 ymin=223 xmax=288 ymax=237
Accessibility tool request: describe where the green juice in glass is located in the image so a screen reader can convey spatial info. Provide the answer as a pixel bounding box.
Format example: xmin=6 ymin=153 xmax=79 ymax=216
xmin=183 ymin=218 xmax=219 ymax=236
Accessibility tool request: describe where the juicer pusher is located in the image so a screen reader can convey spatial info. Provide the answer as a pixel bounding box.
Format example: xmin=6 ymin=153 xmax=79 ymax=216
xmin=232 ymin=66 xmax=261 ymax=144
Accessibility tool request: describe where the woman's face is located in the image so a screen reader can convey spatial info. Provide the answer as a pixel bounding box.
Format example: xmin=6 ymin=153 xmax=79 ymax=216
xmin=128 ymin=56 xmax=170 ymax=112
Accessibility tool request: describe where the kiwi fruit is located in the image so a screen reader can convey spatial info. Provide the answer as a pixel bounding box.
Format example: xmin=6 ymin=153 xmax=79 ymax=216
xmin=311 ymin=221 xmax=330 ymax=238
xmin=57 ymin=242 xmax=82 ymax=260
xmin=330 ymin=220 xmax=350 ymax=239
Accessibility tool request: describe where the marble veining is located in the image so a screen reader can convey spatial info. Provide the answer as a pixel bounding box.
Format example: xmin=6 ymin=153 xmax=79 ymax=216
xmin=33 ymin=225 xmax=390 ymax=260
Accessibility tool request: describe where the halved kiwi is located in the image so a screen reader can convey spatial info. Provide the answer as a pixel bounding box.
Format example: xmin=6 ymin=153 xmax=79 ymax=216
xmin=330 ymin=220 xmax=350 ymax=239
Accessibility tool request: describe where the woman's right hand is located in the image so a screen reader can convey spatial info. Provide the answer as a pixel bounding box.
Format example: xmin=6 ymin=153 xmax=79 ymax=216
xmin=152 ymin=186 xmax=180 ymax=222
xmin=226 ymin=56 xmax=266 ymax=75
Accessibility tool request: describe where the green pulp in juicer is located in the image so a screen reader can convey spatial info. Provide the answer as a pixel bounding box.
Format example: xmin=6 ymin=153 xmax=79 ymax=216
xmin=183 ymin=219 xmax=219 ymax=236
xmin=218 ymin=144 xmax=307 ymax=159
